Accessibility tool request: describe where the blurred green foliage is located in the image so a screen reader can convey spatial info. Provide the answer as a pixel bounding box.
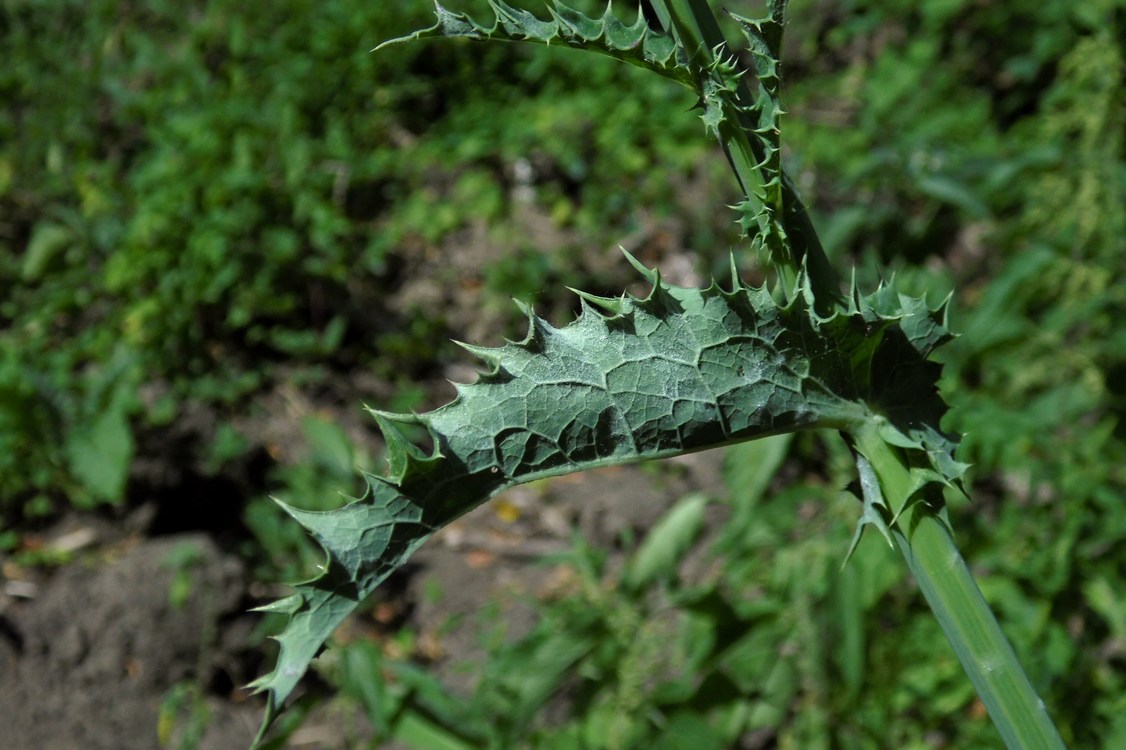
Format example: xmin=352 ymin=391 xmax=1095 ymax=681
xmin=0 ymin=0 xmax=713 ymax=516
xmin=4 ymin=0 xmax=1125 ymax=746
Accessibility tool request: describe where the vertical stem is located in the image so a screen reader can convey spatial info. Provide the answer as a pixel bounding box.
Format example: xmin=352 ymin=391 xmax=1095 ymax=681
xmin=661 ymin=0 xmax=773 ymax=213
xmin=852 ymin=422 xmax=1067 ymax=750
xmin=651 ymin=0 xmax=842 ymax=310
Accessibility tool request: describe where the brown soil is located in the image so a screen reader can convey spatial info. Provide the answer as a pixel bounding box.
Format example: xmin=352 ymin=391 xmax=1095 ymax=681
xmin=0 ymin=533 xmax=259 ymax=750
xmin=0 ymin=447 xmax=726 ymax=750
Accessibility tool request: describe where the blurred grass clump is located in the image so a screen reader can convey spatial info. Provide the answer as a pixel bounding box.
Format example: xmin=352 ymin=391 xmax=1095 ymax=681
xmin=4 ymin=0 xmax=1125 ymax=747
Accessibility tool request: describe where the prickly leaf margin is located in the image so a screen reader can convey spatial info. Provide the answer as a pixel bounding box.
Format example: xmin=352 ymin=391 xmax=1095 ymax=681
xmin=250 ymin=254 xmax=962 ymax=740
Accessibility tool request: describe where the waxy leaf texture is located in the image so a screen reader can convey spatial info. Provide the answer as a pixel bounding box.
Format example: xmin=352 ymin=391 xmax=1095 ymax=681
xmin=251 ymin=256 xmax=961 ymax=731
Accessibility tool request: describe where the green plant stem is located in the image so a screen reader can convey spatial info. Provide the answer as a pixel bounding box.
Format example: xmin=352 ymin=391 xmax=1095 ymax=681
xmin=654 ymin=0 xmax=842 ymax=311
xmin=662 ymin=1 xmax=771 ymax=219
xmin=852 ymin=421 xmax=1067 ymax=750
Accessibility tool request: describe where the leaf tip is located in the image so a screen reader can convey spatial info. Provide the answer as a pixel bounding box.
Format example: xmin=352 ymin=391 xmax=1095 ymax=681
xmin=619 ymin=246 xmax=658 ymax=285
xmin=571 ymin=286 xmax=623 ymax=317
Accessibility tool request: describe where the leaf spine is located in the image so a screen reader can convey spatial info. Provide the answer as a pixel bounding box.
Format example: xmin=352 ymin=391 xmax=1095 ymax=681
xmin=570 ymin=287 xmax=623 ymax=317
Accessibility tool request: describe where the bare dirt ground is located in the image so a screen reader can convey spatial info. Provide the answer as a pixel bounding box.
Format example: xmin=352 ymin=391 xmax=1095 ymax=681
xmin=0 ymin=531 xmax=260 ymax=749
xmin=0 ymin=446 xmax=727 ymax=750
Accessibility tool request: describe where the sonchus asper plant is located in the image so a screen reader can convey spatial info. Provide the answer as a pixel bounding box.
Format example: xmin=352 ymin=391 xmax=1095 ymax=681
xmin=250 ymin=2 xmax=1067 ymax=748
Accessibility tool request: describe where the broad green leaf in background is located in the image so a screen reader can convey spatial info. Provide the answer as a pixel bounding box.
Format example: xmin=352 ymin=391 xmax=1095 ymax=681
xmin=625 ymin=492 xmax=710 ymax=588
xmin=64 ymin=404 xmax=134 ymax=504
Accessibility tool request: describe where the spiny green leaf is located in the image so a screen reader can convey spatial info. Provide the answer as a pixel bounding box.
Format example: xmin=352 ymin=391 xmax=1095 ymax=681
xmin=843 ymin=453 xmax=895 ymax=567
xmin=251 ymin=255 xmax=960 ymax=741
xmin=377 ymin=1 xmax=693 ymax=86
xmin=727 ymin=3 xmax=790 ymax=263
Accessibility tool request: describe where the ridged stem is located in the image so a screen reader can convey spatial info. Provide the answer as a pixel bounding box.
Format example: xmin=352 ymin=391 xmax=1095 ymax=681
xmin=851 ymin=421 xmax=1067 ymax=750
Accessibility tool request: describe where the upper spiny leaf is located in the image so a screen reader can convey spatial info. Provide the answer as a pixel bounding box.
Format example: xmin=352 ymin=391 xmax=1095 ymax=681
xmin=377 ymin=1 xmax=693 ymax=85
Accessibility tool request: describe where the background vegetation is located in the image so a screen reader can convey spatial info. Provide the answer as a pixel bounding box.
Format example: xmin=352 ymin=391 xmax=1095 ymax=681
xmin=2 ymin=0 xmax=1123 ymax=747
